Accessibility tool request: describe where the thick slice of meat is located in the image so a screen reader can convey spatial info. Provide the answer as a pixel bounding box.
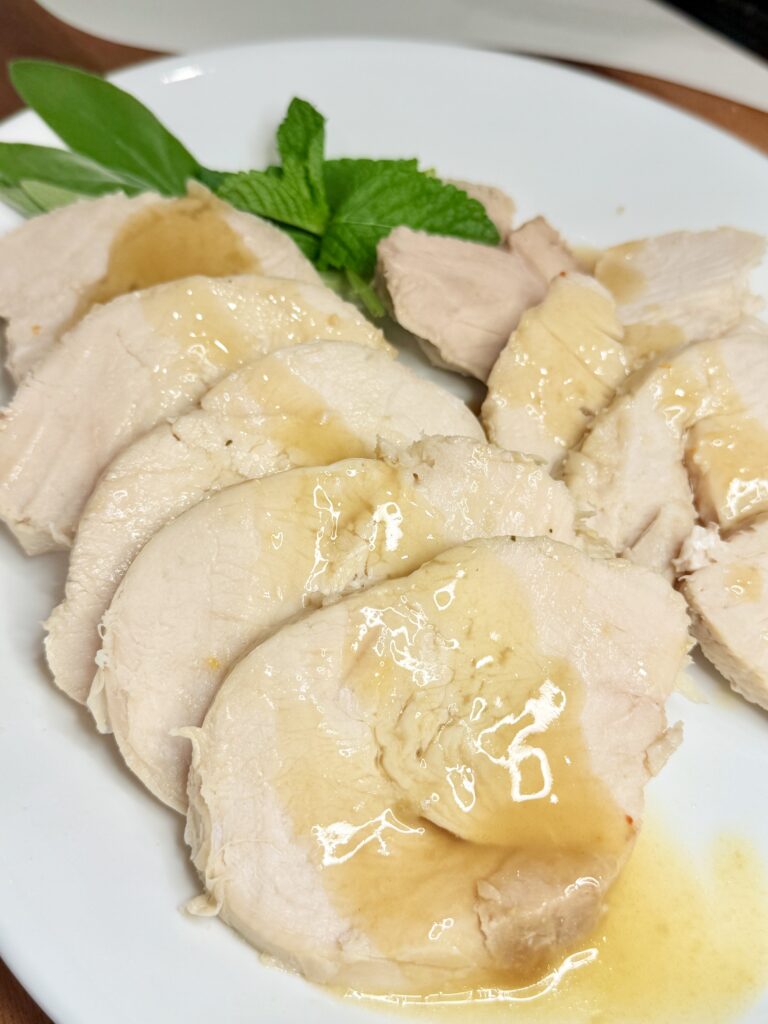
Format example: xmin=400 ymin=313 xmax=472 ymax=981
xmin=565 ymin=321 xmax=768 ymax=576
xmin=678 ymin=518 xmax=768 ymax=710
xmin=185 ymin=536 xmax=689 ymax=994
xmin=0 ymin=184 xmax=320 ymax=381
xmin=45 ymin=341 xmax=484 ymax=704
xmin=0 ymin=276 xmax=387 ymax=555
xmin=595 ymin=229 xmax=765 ymax=363
xmin=90 ymin=438 xmax=577 ymax=812
xmin=376 ymin=218 xmax=574 ymax=381
xmin=482 ymin=274 xmax=627 ymax=469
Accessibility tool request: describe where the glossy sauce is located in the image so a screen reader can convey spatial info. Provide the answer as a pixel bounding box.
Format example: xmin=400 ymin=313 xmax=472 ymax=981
xmin=724 ymin=563 xmax=763 ymax=603
xmin=230 ymin=358 xmax=369 ymax=467
xmin=278 ymin=548 xmax=629 ymax=991
xmin=349 ymin=823 xmax=768 ymax=1024
xmin=488 ymin=277 xmax=626 ymax=450
xmin=595 ymin=242 xmax=646 ymax=304
xmin=84 ymin=193 xmax=258 ymax=310
xmin=652 ymin=349 xmax=768 ymax=530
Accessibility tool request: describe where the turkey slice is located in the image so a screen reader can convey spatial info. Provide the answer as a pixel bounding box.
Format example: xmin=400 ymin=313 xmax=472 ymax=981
xmin=0 ymin=184 xmax=320 ymax=381
xmin=565 ymin=320 xmax=768 ymax=576
xmin=90 ymin=437 xmax=577 ymax=812
xmin=482 ymin=274 xmax=627 ymax=470
xmin=595 ymin=228 xmax=765 ymax=363
xmin=46 ymin=341 xmax=483 ymax=704
xmin=185 ymin=536 xmax=689 ymax=994
xmin=678 ymin=518 xmax=768 ymax=711
xmin=0 ymin=275 xmax=387 ymax=554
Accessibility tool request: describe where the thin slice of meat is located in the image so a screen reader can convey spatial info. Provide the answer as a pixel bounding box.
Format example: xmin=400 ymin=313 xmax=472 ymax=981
xmin=185 ymin=536 xmax=689 ymax=994
xmin=482 ymin=274 xmax=627 ymax=469
xmin=677 ymin=517 xmax=768 ymax=711
xmin=0 ymin=275 xmax=387 ymax=555
xmin=565 ymin=320 xmax=768 ymax=576
xmin=595 ymin=228 xmax=765 ymax=364
xmin=45 ymin=341 xmax=484 ymax=704
xmin=447 ymin=180 xmax=516 ymax=242
xmin=90 ymin=437 xmax=577 ymax=812
xmin=376 ymin=217 xmax=575 ymax=382
xmin=0 ymin=183 xmax=320 ymax=381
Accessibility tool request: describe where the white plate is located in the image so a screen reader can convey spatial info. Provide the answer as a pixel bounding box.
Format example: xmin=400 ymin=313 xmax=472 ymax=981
xmin=0 ymin=39 xmax=767 ymax=1024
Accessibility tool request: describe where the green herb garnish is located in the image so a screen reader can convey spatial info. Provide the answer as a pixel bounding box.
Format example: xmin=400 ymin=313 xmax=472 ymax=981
xmin=0 ymin=60 xmax=500 ymax=314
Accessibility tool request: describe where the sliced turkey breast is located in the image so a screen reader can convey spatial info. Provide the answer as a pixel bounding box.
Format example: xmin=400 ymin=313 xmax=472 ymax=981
xmin=507 ymin=216 xmax=578 ymax=282
xmin=376 ymin=218 xmax=575 ymax=382
xmin=678 ymin=518 xmax=768 ymax=711
xmin=185 ymin=536 xmax=689 ymax=994
xmin=0 ymin=184 xmax=320 ymax=381
xmin=595 ymin=229 xmax=765 ymax=364
xmin=0 ymin=276 xmax=387 ymax=555
xmin=482 ymin=274 xmax=627 ymax=469
xmin=565 ymin=321 xmax=768 ymax=576
xmin=90 ymin=437 xmax=577 ymax=812
xmin=46 ymin=341 xmax=483 ymax=704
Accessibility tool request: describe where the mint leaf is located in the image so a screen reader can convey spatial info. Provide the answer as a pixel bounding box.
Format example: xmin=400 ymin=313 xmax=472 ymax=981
xmin=323 ymin=158 xmax=418 ymax=209
xmin=320 ymin=169 xmax=499 ymax=277
xmin=277 ymin=98 xmax=327 ymax=211
xmin=281 ymin=224 xmax=321 ymax=260
xmin=216 ymin=170 xmax=327 ymax=234
xmin=9 ymin=60 xmax=199 ymax=195
xmin=216 ymin=98 xmax=329 ymax=236
xmin=0 ymin=143 xmax=143 ymax=201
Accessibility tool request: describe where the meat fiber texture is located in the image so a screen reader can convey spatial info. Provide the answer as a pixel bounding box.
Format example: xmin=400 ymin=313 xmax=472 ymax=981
xmin=0 ymin=184 xmax=320 ymax=381
xmin=376 ymin=218 xmax=576 ymax=381
xmin=678 ymin=518 xmax=768 ymax=711
xmin=482 ymin=274 xmax=627 ymax=471
xmin=0 ymin=275 xmax=387 ymax=554
xmin=46 ymin=341 xmax=484 ymax=704
xmin=185 ymin=536 xmax=689 ymax=994
xmin=565 ymin=320 xmax=768 ymax=577
xmin=89 ymin=437 xmax=577 ymax=812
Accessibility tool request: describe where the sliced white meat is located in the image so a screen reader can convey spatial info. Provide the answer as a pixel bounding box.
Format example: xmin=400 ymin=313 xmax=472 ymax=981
xmin=678 ymin=518 xmax=768 ymax=711
xmin=482 ymin=274 xmax=627 ymax=469
xmin=45 ymin=341 xmax=484 ymax=704
xmin=0 ymin=183 xmax=320 ymax=381
xmin=90 ymin=437 xmax=577 ymax=812
xmin=376 ymin=228 xmax=547 ymax=381
xmin=507 ymin=216 xmax=578 ymax=281
xmin=447 ymin=180 xmax=516 ymax=242
xmin=595 ymin=228 xmax=765 ymax=364
xmin=0 ymin=275 xmax=387 ymax=555
xmin=565 ymin=321 xmax=768 ymax=576
xmin=185 ymin=536 xmax=689 ymax=993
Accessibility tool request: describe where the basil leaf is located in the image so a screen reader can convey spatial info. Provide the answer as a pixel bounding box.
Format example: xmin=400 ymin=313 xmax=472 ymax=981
xmin=320 ymin=168 xmax=499 ymax=277
xmin=19 ymin=180 xmax=86 ymax=211
xmin=9 ymin=60 xmax=199 ymax=195
xmin=0 ymin=172 xmax=43 ymax=216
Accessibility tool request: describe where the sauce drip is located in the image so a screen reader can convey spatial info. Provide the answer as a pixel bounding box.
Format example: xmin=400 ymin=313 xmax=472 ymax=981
xmin=595 ymin=242 xmax=646 ymax=304
xmin=351 ymin=824 xmax=768 ymax=1024
xmin=278 ymin=546 xmax=629 ymax=991
xmin=724 ymin=563 xmax=763 ymax=603
xmin=225 ymin=358 xmax=369 ymax=467
xmin=84 ymin=192 xmax=257 ymax=312
xmin=652 ymin=347 xmax=768 ymax=530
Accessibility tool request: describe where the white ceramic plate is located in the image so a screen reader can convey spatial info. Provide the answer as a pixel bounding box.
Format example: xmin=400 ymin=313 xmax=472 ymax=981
xmin=0 ymin=40 xmax=767 ymax=1024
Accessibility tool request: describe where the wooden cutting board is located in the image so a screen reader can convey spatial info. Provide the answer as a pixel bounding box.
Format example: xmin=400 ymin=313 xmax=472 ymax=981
xmin=0 ymin=1 xmax=766 ymax=1022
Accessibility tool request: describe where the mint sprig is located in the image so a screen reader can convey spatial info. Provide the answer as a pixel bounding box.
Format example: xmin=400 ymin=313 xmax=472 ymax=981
xmin=0 ymin=60 xmax=500 ymax=315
